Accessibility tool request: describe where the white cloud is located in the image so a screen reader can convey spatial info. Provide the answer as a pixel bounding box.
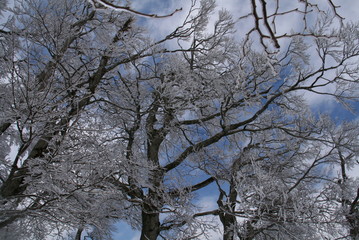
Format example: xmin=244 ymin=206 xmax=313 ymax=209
xmin=197 ymin=195 xmax=217 ymax=211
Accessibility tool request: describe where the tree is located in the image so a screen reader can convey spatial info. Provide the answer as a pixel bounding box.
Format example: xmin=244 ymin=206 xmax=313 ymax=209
xmin=207 ymin=14 xmax=359 ymax=237
xmin=1 ymin=0 xmax=359 ymax=239
xmin=0 ymin=0 xmax=231 ymax=238
xmin=0 ymin=0 xmax=167 ymax=237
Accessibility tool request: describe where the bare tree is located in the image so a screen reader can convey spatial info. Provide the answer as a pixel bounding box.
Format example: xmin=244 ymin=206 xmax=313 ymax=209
xmin=0 ymin=0 xmax=179 ymax=237
xmin=1 ymin=0 xmax=359 ymax=239
xmin=0 ymin=0 xmax=233 ymax=238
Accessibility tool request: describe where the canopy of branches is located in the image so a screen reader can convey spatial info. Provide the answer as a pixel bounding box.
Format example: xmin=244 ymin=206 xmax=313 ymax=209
xmin=0 ymin=0 xmax=359 ymax=239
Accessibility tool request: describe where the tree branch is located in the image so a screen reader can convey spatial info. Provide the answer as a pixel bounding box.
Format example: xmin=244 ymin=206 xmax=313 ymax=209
xmin=90 ymin=0 xmax=182 ymax=18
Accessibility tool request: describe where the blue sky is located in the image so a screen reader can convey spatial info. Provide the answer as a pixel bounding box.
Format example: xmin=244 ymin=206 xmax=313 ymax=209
xmin=111 ymin=222 xmax=140 ymax=240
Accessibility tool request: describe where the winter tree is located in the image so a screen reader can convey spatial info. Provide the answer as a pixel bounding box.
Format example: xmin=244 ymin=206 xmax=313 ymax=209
xmin=0 ymin=0 xmax=359 ymax=240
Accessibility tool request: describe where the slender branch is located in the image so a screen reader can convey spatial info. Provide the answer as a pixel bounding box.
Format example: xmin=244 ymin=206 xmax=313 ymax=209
xmin=259 ymin=0 xmax=280 ymax=48
xmin=90 ymin=0 xmax=182 ymax=18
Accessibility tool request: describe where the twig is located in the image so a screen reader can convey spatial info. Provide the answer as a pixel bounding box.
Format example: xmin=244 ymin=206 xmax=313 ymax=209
xmin=90 ymin=0 xmax=182 ymax=18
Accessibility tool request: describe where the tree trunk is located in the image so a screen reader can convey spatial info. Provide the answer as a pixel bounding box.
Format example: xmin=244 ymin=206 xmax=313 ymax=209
xmin=240 ymin=219 xmax=258 ymax=240
xmin=218 ymin=184 xmax=237 ymax=240
xmin=75 ymin=227 xmax=83 ymax=240
xmin=222 ymin=217 xmax=236 ymax=240
xmin=0 ymin=122 xmax=11 ymax=136
xmin=347 ymin=210 xmax=359 ymax=240
xmin=140 ymin=203 xmax=160 ymax=240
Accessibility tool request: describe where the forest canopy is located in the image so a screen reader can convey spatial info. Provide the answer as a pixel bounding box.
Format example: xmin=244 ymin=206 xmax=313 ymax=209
xmin=0 ymin=0 xmax=359 ymax=239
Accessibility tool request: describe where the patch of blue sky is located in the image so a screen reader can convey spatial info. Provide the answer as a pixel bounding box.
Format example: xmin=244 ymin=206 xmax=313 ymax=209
xmin=132 ymin=0 xmax=174 ymax=13
xmin=313 ymin=99 xmax=359 ymax=123
xmin=111 ymin=221 xmax=140 ymax=240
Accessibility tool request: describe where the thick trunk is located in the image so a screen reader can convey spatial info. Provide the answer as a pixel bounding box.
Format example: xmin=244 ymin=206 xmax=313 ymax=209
xmin=0 ymin=122 xmax=11 ymax=136
xmin=140 ymin=204 xmax=160 ymax=240
xmin=349 ymin=224 xmax=359 ymax=240
xmin=75 ymin=227 xmax=83 ymax=240
xmin=219 ymin=203 xmax=237 ymax=240
xmin=239 ymin=219 xmax=259 ymax=240
xmin=222 ymin=217 xmax=236 ymax=240
xmin=0 ymin=167 xmax=28 ymax=198
xmin=347 ymin=210 xmax=359 ymax=240
xmin=218 ymin=180 xmax=238 ymax=240
xmin=0 ymin=216 xmax=19 ymax=229
xmin=139 ymin=89 xmax=173 ymax=240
